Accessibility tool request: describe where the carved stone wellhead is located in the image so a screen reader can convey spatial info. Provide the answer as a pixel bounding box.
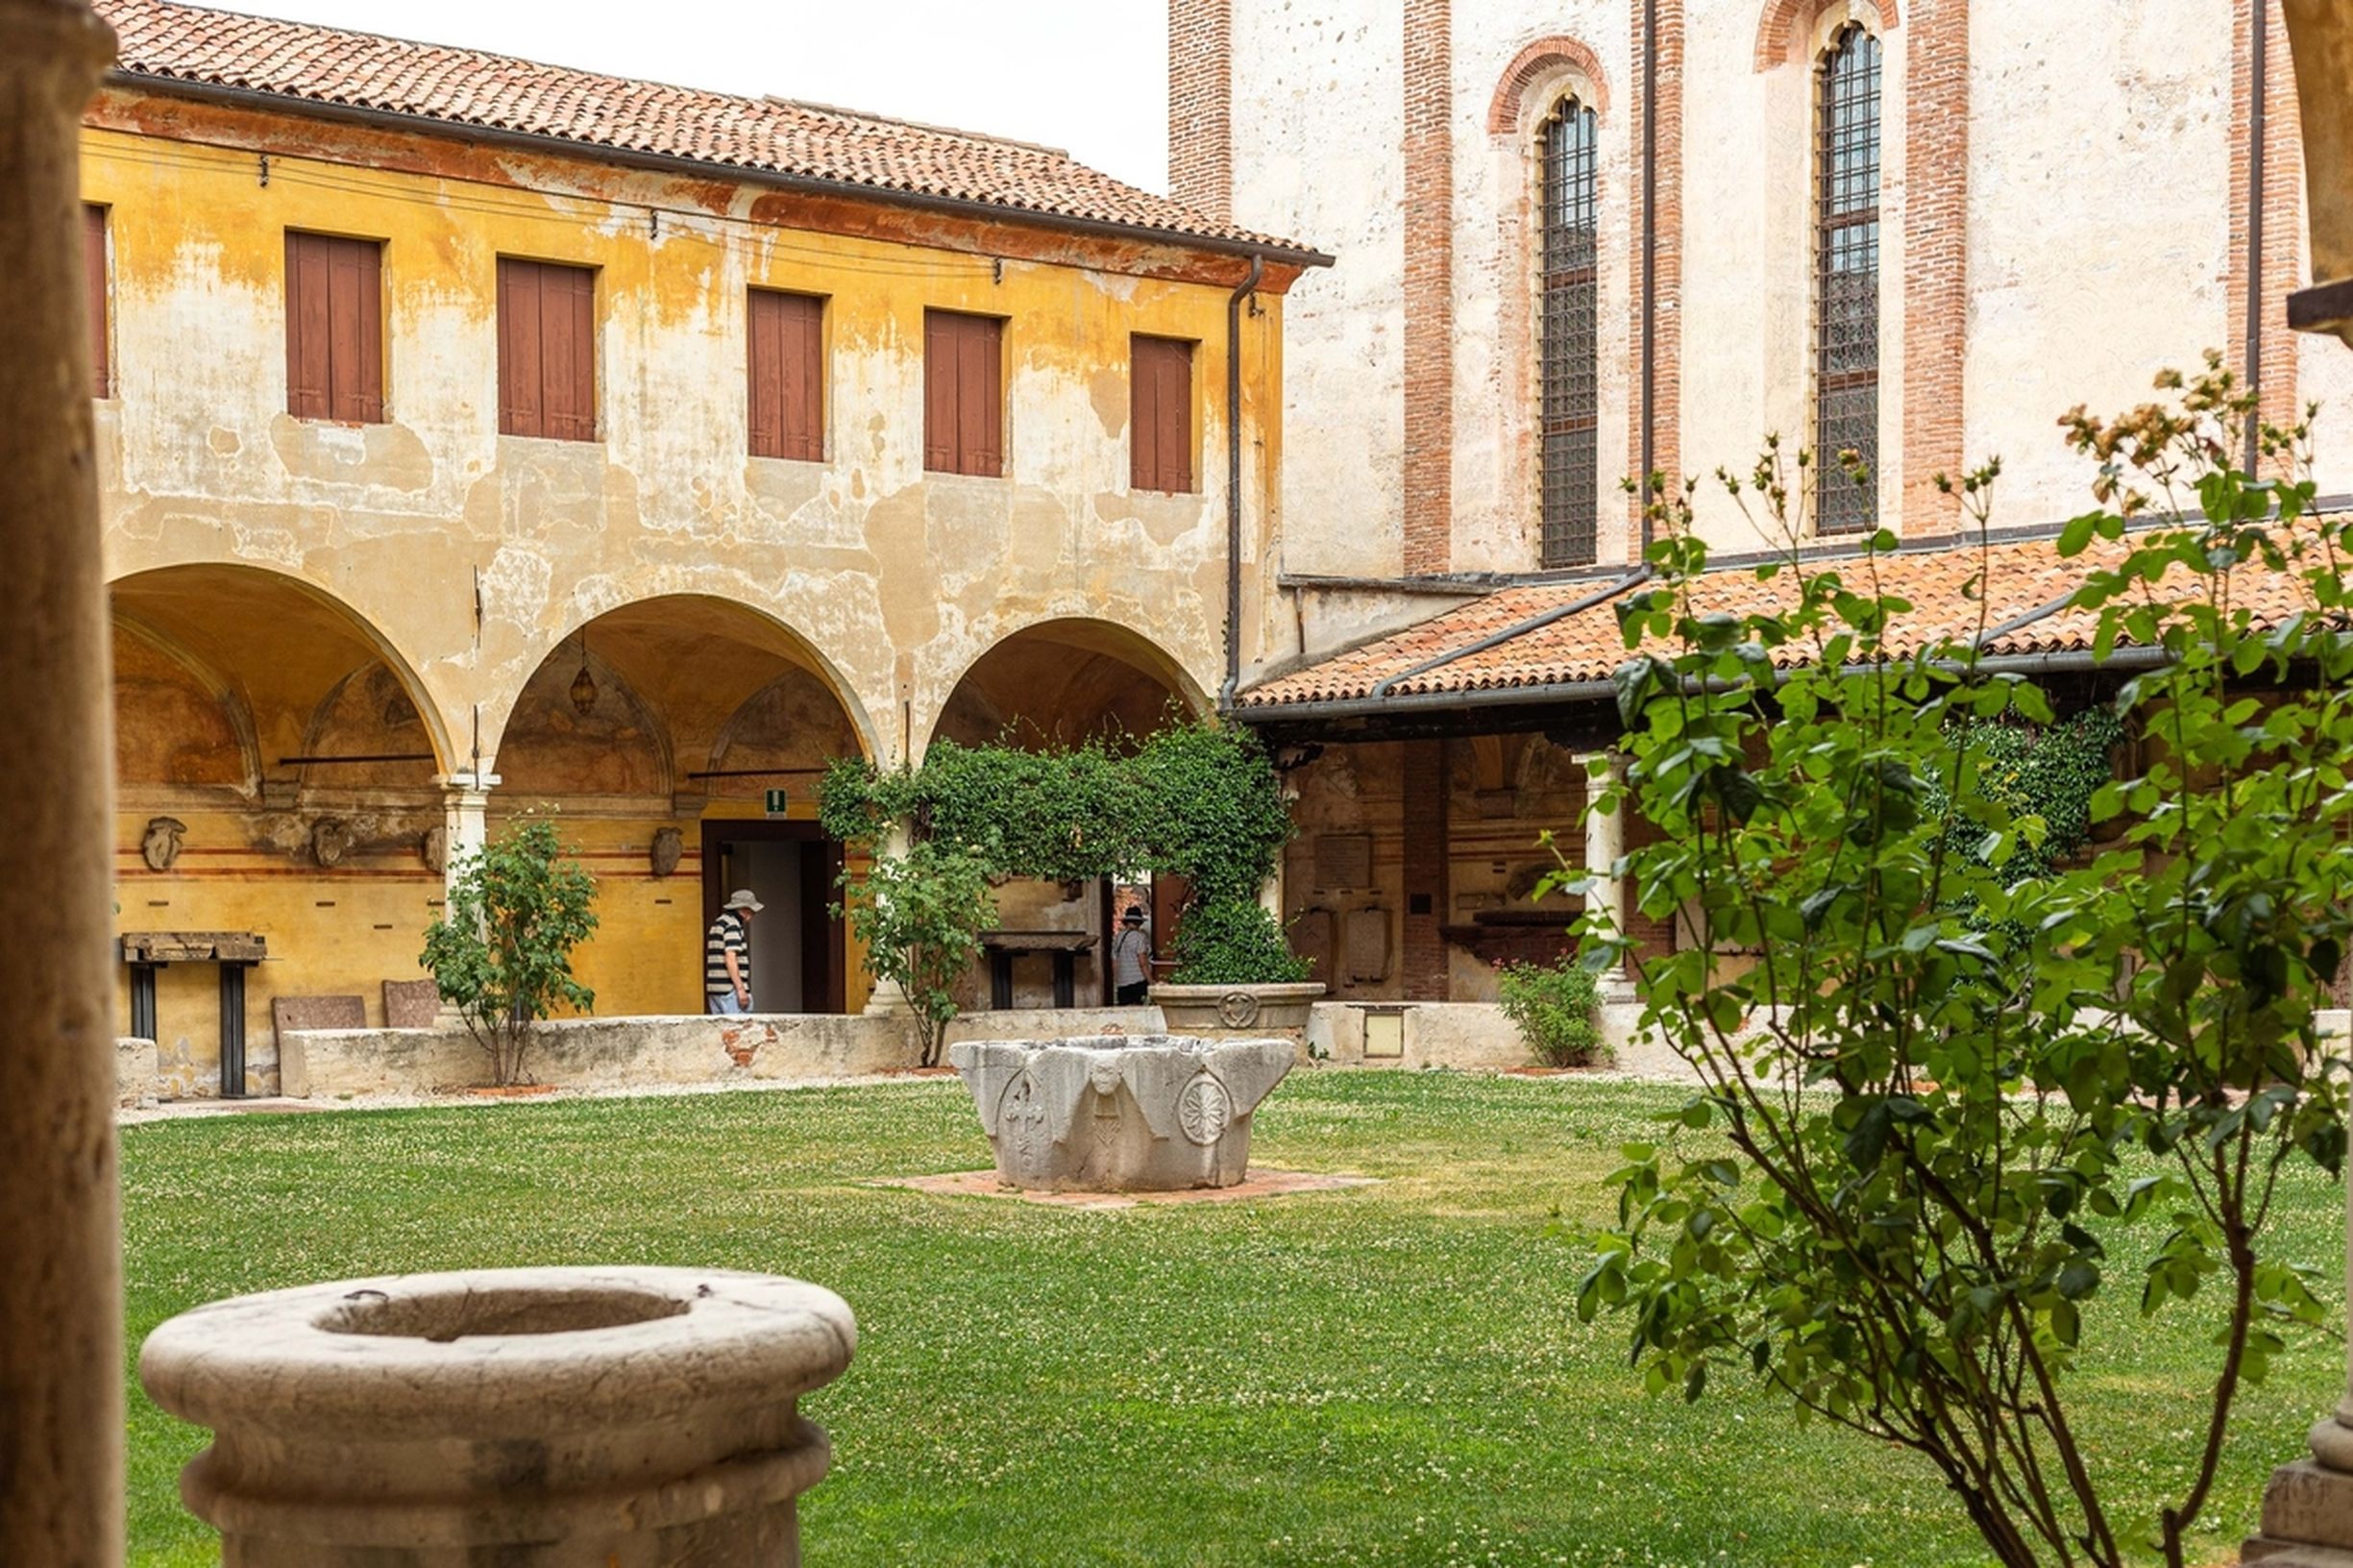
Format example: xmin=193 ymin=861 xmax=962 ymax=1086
xmin=948 ymin=1034 xmax=1294 ymax=1191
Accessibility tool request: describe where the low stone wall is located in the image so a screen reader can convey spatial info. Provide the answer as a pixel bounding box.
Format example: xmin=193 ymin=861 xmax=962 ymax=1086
xmin=116 ymin=1037 xmax=160 ymax=1106
xmin=281 ymin=1013 xmax=919 ymax=1098
xmin=1305 ymin=1002 xmax=1695 ymax=1081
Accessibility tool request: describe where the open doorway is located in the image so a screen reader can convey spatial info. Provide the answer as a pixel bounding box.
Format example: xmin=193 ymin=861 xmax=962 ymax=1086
xmin=699 ymin=821 xmax=846 ymax=1013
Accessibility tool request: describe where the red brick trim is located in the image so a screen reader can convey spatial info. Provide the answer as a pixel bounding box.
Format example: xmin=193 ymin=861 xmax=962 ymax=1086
xmin=1402 ymin=0 xmax=1455 ymax=575
xmin=1486 ymin=37 xmax=1611 ymax=135
xmin=2228 ymin=0 xmax=2304 ymax=465
xmin=1630 ymin=0 xmax=1685 ymax=531
xmin=1168 ymin=0 xmax=1235 ymax=222
xmin=1900 ymin=0 xmax=1968 ymax=533
xmin=1753 ymin=0 xmax=1900 ymax=70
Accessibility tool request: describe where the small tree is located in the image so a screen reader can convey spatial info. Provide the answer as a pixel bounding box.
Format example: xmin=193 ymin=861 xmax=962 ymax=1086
xmin=1572 ymin=366 xmax=2353 ymax=1568
xmin=838 ymin=839 xmax=997 ymax=1067
xmin=420 ymin=817 xmax=599 ymax=1087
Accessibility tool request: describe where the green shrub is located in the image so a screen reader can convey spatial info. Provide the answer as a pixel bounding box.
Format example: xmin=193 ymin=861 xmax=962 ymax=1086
xmin=419 ymin=816 xmax=599 ymax=1087
xmin=1495 ymin=958 xmax=1605 ymax=1067
xmin=1167 ymin=896 xmax=1312 ymax=985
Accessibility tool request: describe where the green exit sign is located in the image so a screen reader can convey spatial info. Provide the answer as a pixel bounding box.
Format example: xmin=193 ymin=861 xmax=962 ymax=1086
xmin=763 ymin=788 xmax=789 ymax=818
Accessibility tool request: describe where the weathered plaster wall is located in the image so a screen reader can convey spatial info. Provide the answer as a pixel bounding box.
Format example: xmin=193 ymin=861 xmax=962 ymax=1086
xmin=1230 ymin=0 xmax=1407 ymax=579
xmin=1962 ymin=0 xmax=2238 ymax=520
xmin=87 ymin=90 xmax=1290 ymax=1082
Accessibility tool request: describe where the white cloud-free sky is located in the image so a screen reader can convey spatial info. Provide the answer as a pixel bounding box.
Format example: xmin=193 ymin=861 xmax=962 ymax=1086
xmin=224 ymin=0 xmax=1171 ymax=192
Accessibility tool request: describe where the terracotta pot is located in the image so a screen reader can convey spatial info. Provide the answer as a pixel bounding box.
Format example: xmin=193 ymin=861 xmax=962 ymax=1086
xmin=139 ymin=1266 xmax=854 ymax=1566
xmin=1148 ymin=980 xmax=1327 ymax=1033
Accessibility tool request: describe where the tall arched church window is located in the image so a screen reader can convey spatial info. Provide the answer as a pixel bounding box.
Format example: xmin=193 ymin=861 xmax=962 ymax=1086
xmin=1814 ymin=24 xmax=1880 ymax=534
xmin=1539 ymin=96 xmax=1600 ymax=568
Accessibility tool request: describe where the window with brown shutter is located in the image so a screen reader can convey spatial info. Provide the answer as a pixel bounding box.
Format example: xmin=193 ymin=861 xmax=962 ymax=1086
xmin=922 ymin=309 xmax=1003 ymax=478
xmin=748 ymin=289 xmax=824 ymax=461
xmin=284 ymin=232 xmax=384 ymax=424
xmin=497 ymin=257 xmax=597 ymax=442
xmin=83 ymin=205 xmax=109 ymax=399
xmin=1131 ymin=335 xmax=1195 ymax=493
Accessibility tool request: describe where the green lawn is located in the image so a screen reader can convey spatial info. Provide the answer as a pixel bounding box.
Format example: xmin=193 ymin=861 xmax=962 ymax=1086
xmin=123 ymin=1073 xmax=2343 ymax=1566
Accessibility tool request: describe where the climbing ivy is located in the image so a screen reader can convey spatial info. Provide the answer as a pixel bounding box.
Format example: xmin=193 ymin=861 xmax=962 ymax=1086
xmin=1927 ymin=706 xmax=2127 ymax=887
xmin=820 ymin=721 xmax=1292 ymax=903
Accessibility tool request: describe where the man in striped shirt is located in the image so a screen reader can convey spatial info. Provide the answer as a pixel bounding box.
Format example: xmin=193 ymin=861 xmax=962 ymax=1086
xmin=706 ymin=889 xmax=763 ymax=1014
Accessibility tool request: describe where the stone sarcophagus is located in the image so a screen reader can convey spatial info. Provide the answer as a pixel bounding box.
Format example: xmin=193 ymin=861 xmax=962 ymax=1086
xmin=947 ymin=1034 xmax=1293 ymax=1191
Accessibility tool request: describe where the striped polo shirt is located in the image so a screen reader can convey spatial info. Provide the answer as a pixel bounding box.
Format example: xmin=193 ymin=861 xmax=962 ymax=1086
xmin=705 ymin=910 xmax=748 ymax=997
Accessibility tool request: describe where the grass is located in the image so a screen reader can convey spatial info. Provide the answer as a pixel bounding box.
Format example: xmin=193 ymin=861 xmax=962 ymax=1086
xmin=123 ymin=1072 xmax=2341 ymax=1566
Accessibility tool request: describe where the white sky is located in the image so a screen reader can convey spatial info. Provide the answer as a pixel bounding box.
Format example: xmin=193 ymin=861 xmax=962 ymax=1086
xmin=231 ymin=0 xmax=1172 ymax=192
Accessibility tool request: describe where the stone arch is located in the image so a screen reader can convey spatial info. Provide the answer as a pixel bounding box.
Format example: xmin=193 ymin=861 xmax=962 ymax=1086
xmin=1487 ymin=36 xmax=1611 ymax=136
xmin=927 ymin=617 xmax=1211 ymax=756
xmin=1754 ymin=0 xmax=1898 ymax=70
xmin=108 ymin=562 xmax=454 ymax=783
xmin=485 ymin=595 xmax=879 ymax=779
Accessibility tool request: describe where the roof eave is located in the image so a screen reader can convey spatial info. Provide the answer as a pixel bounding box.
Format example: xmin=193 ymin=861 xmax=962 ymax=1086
xmin=1232 ymin=645 xmax=2173 ymax=726
xmin=106 ymin=70 xmax=1339 ymax=272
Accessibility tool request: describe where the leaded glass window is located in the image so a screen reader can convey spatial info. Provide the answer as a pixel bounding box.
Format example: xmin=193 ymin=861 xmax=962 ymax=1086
xmin=1539 ymin=96 xmax=1600 ymax=568
xmin=1814 ymin=25 xmax=1880 ymax=534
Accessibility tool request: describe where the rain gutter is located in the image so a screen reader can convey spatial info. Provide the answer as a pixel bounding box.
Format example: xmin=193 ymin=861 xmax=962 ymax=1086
xmin=109 ymin=73 xmax=1339 ymax=271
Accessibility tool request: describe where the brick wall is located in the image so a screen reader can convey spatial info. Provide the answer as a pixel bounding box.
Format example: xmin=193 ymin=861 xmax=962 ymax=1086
xmin=1901 ymin=0 xmax=1969 ymax=535
xmin=1169 ymin=0 xmax=1235 ymax=222
xmin=1402 ymin=0 xmax=1455 ymax=575
xmin=1400 ymin=739 xmax=1450 ymax=998
xmin=1629 ymin=0 xmax=1685 ymax=533
xmin=2227 ymin=0 xmax=2304 ymax=463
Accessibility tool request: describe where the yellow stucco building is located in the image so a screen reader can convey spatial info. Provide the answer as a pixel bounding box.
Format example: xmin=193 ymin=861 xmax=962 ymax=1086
xmin=86 ymin=0 xmax=1325 ymax=1091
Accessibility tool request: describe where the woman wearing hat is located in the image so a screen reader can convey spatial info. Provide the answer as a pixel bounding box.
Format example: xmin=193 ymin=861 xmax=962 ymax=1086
xmin=705 ymin=889 xmax=764 ymax=1014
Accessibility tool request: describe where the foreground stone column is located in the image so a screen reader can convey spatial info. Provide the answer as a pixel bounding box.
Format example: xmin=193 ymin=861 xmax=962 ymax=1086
xmin=140 ymin=1266 xmax=856 ymax=1567
xmin=0 ymin=4 xmax=125 ymax=1565
xmin=1580 ymin=751 xmax=1637 ymax=1003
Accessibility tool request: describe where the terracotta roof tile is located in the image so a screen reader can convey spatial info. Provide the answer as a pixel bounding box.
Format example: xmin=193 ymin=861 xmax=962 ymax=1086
xmin=93 ymin=0 xmax=1323 ymax=259
xmin=1239 ymin=529 xmax=2332 ymax=710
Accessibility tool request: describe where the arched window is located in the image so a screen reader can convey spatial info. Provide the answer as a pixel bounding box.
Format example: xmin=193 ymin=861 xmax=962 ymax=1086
xmin=1538 ymin=96 xmax=1600 ymax=568
xmin=1814 ymin=23 xmax=1880 ymax=534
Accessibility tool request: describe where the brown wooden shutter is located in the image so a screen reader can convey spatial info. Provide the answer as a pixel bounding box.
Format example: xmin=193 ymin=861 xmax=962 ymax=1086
xmin=748 ymin=289 xmax=823 ymax=461
xmin=286 ymin=233 xmax=384 ymax=423
xmin=922 ymin=311 xmax=956 ymax=471
xmin=1131 ymin=336 xmax=1194 ymax=493
xmin=497 ymin=258 xmax=595 ymax=441
xmin=545 ymin=264 xmax=594 ymax=442
xmin=83 ymin=205 xmax=108 ymax=398
xmin=924 ymin=311 xmax=1003 ymax=477
xmin=498 ymin=257 xmax=540 ymax=436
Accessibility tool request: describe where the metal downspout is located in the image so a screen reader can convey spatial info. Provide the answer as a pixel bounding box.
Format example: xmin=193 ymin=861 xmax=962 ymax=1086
xmin=2245 ymin=0 xmax=2268 ymax=474
xmin=1368 ymin=565 xmax=1652 ymax=698
xmin=1639 ymin=0 xmax=1659 ymax=548
xmin=1223 ymin=254 xmax=1264 ymax=710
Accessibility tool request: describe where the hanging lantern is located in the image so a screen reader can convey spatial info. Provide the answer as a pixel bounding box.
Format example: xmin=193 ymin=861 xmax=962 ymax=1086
xmin=569 ymin=634 xmax=598 ymax=716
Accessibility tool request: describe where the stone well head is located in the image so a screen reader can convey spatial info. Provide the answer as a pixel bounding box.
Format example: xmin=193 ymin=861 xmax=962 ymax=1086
xmin=946 ymin=1033 xmax=1294 ymax=1192
xmin=138 ymin=1265 xmax=855 ymax=1567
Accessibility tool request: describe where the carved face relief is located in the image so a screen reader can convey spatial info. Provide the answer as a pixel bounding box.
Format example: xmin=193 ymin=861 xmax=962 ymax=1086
xmin=420 ymin=825 xmax=447 ymax=874
xmin=650 ymin=826 xmax=683 ymax=879
xmin=311 ymin=819 xmax=352 ymax=869
xmin=140 ymin=817 xmax=187 ymax=871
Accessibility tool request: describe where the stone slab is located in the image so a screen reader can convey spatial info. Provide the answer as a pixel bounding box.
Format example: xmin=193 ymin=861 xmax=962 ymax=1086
xmin=381 ymin=980 xmax=440 ymax=1030
xmin=274 ymin=994 xmax=367 ymax=1036
xmin=874 ymin=1167 xmax=1377 ymax=1211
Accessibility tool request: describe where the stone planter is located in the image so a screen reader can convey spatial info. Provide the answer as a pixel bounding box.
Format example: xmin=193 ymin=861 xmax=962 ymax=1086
xmin=1149 ymin=980 xmax=1327 ymax=1033
xmin=138 ymin=1265 xmax=855 ymax=1567
xmin=948 ymin=1034 xmax=1293 ymax=1190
